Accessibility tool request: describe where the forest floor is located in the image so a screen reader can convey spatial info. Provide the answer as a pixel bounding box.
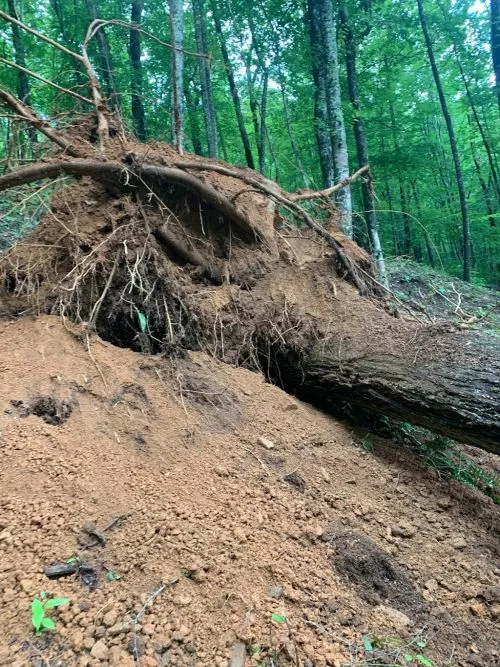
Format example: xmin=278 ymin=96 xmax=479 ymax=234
xmin=0 ymin=315 xmax=499 ymax=667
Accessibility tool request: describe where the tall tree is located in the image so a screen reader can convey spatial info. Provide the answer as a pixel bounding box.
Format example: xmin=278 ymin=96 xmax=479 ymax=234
xmin=339 ymin=1 xmax=387 ymax=284
xmin=492 ymin=0 xmax=500 ymax=114
xmin=417 ymin=0 xmax=471 ymax=281
xmin=210 ymin=0 xmax=255 ymax=169
xmin=129 ymin=0 xmax=147 ymax=141
xmin=192 ymin=0 xmax=217 ymax=158
xmin=319 ymin=0 xmax=352 ymax=237
xmin=169 ymin=0 xmax=184 ymax=154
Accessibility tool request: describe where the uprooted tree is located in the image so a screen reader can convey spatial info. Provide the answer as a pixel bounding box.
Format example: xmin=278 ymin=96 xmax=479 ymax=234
xmin=0 ymin=14 xmax=499 ymax=456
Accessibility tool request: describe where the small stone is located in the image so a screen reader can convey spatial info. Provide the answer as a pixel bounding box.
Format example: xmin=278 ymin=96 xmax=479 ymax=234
xmin=108 ymin=622 xmax=127 ymax=636
xmin=268 ymin=585 xmax=283 ymax=600
xmin=424 ymin=578 xmax=439 ymax=592
xmin=374 ymin=605 xmax=412 ymax=630
xmin=19 ymin=579 xmax=33 ymax=594
xmin=469 ymin=602 xmax=486 ymax=617
xmin=337 ymin=609 xmax=354 ymax=626
xmin=483 ymin=586 xmax=500 ymax=603
xmin=257 ymin=436 xmax=275 ymax=450
xmin=90 ymin=639 xmax=109 ymax=660
xmin=391 ymin=524 xmax=416 ymax=539
xmin=83 ymin=637 xmax=94 ymax=651
xmin=450 ymin=536 xmax=467 ymax=550
xmin=173 ymin=593 xmax=192 ymax=606
xmin=72 ymin=630 xmax=84 ymax=649
xmin=102 ymin=609 xmax=118 ymax=627
xmin=489 ymin=603 xmax=500 ymax=619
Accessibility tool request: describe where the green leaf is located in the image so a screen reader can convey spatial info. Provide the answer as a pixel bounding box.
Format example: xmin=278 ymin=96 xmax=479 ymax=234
xmin=44 ymin=597 xmax=71 ymax=609
xmin=66 ymin=556 xmax=78 ymax=564
xmin=134 ymin=307 xmax=147 ymax=333
xmin=40 ymin=591 xmax=47 ymax=600
xmin=107 ymin=572 xmax=115 ymax=581
xmin=41 ymin=617 xmax=56 ymax=631
xmin=416 ymin=656 xmax=433 ymax=667
xmin=271 ymin=613 xmax=287 ymax=624
xmin=404 ymin=654 xmax=413 ymax=662
xmin=31 ymin=599 xmax=44 ymax=630
xmin=363 ymin=636 xmax=374 ymax=652
xmin=416 ymin=641 xmax=427 ymax=649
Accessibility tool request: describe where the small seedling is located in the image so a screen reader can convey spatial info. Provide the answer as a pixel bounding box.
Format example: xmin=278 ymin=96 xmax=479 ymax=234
xmin=31 ymin=594 xmax=70 ymax=636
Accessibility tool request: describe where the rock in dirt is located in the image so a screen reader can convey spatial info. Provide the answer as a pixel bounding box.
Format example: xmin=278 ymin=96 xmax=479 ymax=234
xmin=390 ymin=523 xmax=416 ymax=538
xmin=257 ymin=436 xmax=275 ymax=450
xmin=373 ymin=605 xmax=412 ymax=630
xmin=450 ymin=535 xmax=467 ymax=550
xmin=90 ymin=639 xmax=109 ymax=660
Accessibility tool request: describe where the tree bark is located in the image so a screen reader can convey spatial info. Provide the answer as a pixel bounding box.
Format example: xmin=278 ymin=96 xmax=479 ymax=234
xmin=319 ymin=0 xmax=352 ymax=237
xmin=491 ymin=0 xmax=500 ymax=114
xmin=339 ymin=1 xmax=387 ymax=285
xmin=169 ymin=0 xmax=184 ymax=154
xmin=192 ymin=0 xmax=218 ymax=158
xmin=276 ymin=334 xmax=500 ymax=455
xmin=417 ymin=0 xmax=471 ymax=282
xmin=84 ymin=0 xmax=120 ymax=111
xmin=210 ymin=0 xmax=255 ymax=169
xmin=129 ymin=0 xmax=147 ymax=142
xmin=307 ymin=0 xmax=335 ymax=189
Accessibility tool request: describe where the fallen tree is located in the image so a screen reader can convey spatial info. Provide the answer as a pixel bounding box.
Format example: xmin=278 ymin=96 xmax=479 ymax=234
xmin=0 ymin=89 xmax=498 ymax=455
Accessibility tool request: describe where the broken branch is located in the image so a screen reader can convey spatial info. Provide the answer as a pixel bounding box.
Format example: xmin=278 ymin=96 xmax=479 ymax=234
xmin=290 ymin=164 xmax=370 ymax=201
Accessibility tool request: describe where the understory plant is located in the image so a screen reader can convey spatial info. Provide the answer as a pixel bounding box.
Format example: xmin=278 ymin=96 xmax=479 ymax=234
xmin=31 ymin=593 xmax=70 ymax=636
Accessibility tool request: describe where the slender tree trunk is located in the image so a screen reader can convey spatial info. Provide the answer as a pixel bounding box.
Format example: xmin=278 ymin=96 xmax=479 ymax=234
xmin=339 ymin=1 xmax=386 ymax=284
xmin=84 ymin=0 xmax=120 ymax=111
xmin=455 ymin=50 xmax=500 ymax=200
xmin=192 ymin=0 xmax=217 ymax=158
xmin=411 ymin=181 xmax=437 ymax=268
xmin=259 ymin=69 xmax=269 ymax=176
xmin=129 ymin=0 xmax=147 ymax=141
xmin=184 ymin=81 xmax=203 ymax=156
xmin=417 ymin=0 xmax=471 ymax=281
xmin=7 ymin=0 xmax=36 ymax=148
xmin=307 ymin=0 xmax=335 ymax=189
xmin=388 ymin=100 xmax=411 ymax=256
xmin=319 ymin=0 xmax=352 ymax=236
xmin=491 ymin=0 xmax=500 ymax=114
xmin=169 ymin=0 xmax=184 ymax=154
xmin=245 ymin=53 xmax=263 ymax=170
xmin=210 ymin=0 xmax=254 ymax=168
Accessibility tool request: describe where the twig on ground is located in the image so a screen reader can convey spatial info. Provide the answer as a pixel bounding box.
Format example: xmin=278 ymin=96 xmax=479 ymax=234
xmin=242 ymin=447 xmax=271 ymax=476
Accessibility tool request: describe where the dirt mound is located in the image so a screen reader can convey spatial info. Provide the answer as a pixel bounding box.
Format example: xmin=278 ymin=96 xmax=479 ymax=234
xmin=0 ymin=316 xmax=498 ymax=666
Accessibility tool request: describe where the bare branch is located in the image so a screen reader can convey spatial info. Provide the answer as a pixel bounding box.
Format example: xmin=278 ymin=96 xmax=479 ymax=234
xmin=291 ymin=165 xmax=370 ymax=201
xmin=0 ymin=9 xmax=83 ymax=62
xmin=0 ymin=88 xmax=80 ymax=157
xmin=0 ymin=57 xmax=93 ymax=105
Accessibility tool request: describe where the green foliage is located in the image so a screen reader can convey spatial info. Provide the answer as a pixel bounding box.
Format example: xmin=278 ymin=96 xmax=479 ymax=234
xmin=343 ymin=632 xmax=434 ymax=666
xmin=31 ymin=595 xmax=70 ymax=636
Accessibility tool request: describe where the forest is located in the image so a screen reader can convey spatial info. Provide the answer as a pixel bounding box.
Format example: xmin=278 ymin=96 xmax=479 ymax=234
xmin=0 ymin=0 xmax=499 ymax=285
xmin=0 ymin=2 xmax=499 ymax=667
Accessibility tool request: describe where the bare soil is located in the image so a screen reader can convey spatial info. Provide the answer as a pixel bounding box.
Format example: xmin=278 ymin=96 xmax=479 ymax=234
xmin=0 ymin=316 xmax=498 ymax=667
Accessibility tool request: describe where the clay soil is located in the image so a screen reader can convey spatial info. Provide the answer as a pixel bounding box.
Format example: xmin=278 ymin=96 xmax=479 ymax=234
xmin=0 ymin=315 xmax=499 ymax=667
xmin=0 ymin=139 xmax=499 ymax=667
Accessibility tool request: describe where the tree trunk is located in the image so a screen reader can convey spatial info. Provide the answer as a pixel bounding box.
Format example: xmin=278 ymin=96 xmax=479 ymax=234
xmin=275 ymin=335 xmax=500 ymax=456
xmin=169 ymin=0 xmax=184 ymax=154
xmin=184 ymin=80 xmax=203 ymax=156
xmin=307 ymin=0 xmax=335 ymax=189
xmin=417 ymin=0 xmax=471 ymax=282
xmin=455 ymin=50 xmax=500 ymax=200
xmin=129 ymin=0 xmax=147 ymax=142
xmin=339 ymin=1 xmax=387 ymax=285
xmin=84 ymin=0 xmax=120 ymax=111
xmin=259 ymin=69 xmax=269 ymax=176
xmin=491 ymin=0 xmax=500 ymax=114
xmin=210 ymin=0 xmax=255 ymax=169
xmin=319 ymin=0 xmax=352 ymax=237
xmin=192 ymin=0 xmax=217 ymax=158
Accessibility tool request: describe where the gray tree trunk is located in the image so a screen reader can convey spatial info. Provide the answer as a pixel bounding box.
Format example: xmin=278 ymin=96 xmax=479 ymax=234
xmin=129 ymin=0 xmax=147 ymax=141
xmin=319 ymin=0 xmax=352 ymax=237
xmin=339 ymin=1 xmax=387 ymax=285
xmin=491 ymin=0 xmax=500 ymax=114
xmin=192 ymin=0 xmax=218 ymax=158
xmin=169 ymin=0 xmax=184 ymax=154
xmin=84 ymin=0 xmax=120 ymax=111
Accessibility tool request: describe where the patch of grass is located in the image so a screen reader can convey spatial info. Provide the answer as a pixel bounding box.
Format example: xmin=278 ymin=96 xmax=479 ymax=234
xmin=399 ymin=424 xmax=499 ymax=504
xmin=31 ymin=592 xmax=70 ymax=636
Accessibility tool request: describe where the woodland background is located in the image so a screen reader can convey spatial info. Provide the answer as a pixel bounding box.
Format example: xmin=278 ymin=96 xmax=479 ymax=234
xmin=0 ymin=0 xmax=498 ymax=286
